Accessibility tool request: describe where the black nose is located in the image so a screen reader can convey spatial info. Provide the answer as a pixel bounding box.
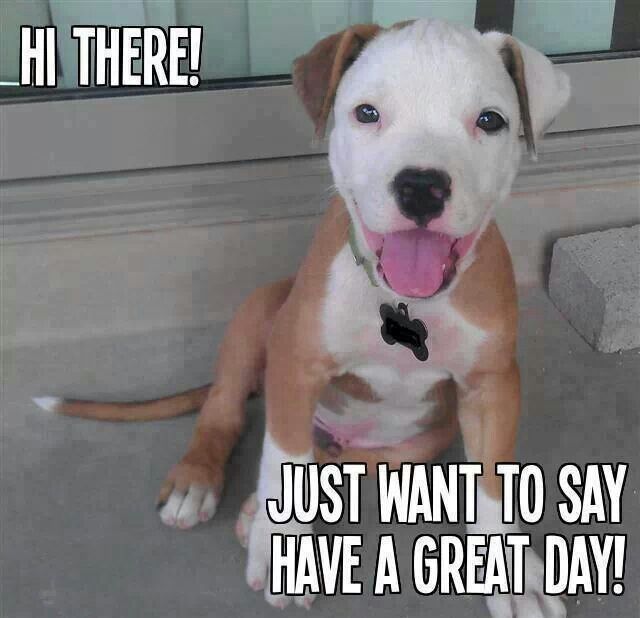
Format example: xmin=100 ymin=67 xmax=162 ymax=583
xmin=391 ymin=168 xmax=451 ymax=226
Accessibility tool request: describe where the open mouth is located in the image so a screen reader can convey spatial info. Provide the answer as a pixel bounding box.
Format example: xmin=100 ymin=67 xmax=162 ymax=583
xmin=356 ymin=214 xmax=476 ymax=299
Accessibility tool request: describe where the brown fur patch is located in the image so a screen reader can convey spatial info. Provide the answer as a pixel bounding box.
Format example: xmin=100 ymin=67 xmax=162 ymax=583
xmin=389 ymin=19 xmax=416 ymax=31
xmin=422 ymin=377 xmax=456 ymax=406
xmin=265 ymin=197 xmax=352 ymax=453
xmin=418 ymin=378 xmax=458 ymax=428
xmin=499 ymin=37 xmax=536 ymax=156
xmin=331 ymin=372 xmax=382 ymax=402
xmin=457 ymin=362 xmax=520 ymax=498
xmin=156 ymin=277 xmax=297 ymax=505
xmin=292 ymin=25 xmax=381 ymax=137
xmin=451 ymin=222 xmax=518 ymax=373
xmin=450 ymin=223 xmax=520 ymax=499
xmin=56 ymin=385 xmax=210 ymax=422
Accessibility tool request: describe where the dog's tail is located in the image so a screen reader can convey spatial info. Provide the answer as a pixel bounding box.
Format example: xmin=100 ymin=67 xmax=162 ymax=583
xmin=32 ymin=385 xmax=211 ymax=422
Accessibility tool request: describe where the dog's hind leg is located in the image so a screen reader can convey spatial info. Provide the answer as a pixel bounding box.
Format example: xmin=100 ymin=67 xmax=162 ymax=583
xmin=158 ymin=277 xmax=294 ymax=529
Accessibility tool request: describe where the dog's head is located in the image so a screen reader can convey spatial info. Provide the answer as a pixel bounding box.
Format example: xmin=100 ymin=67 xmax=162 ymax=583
xmin=293 ymin=20 xmax=570 ymax=298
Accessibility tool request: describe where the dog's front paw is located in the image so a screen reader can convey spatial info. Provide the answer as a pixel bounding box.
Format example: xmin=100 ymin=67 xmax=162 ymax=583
xmin=486 ymin=548 xmax=565 ymax=618
xmin=156 ymin=457 xmax=223 ymax=529
xmin=240 ymin=493 xmax=316 ymax=610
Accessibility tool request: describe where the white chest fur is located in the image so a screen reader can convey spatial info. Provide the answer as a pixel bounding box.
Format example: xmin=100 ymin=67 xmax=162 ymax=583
xmin=322 ymin=245 xmax=487 ymax=385
xmin=316 ymin=245 xmax=487 ymax=446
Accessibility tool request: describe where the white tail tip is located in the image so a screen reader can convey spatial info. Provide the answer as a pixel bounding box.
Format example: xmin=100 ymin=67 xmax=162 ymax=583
xmin=32 ymin=396 xmax=62 ymax=412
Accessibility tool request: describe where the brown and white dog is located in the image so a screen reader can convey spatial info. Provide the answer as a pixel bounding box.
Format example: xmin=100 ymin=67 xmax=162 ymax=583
xmin=35 ymin=19 xmax=570 ymax=617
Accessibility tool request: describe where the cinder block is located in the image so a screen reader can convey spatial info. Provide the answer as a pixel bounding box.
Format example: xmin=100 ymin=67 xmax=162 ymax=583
xmin=549 ymin=225 xmax=640 ymax=352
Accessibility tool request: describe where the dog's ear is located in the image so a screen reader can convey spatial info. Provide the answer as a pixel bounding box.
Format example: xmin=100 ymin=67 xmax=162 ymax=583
xmin=483 ymin=32 xmax=571 ymax=159
xmin=292 ymin=24 xmax=381 ymax=138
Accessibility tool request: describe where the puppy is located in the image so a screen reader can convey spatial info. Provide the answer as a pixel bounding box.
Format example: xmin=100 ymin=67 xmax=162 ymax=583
xmin=36 ymin=19 xmax=570 ymax=617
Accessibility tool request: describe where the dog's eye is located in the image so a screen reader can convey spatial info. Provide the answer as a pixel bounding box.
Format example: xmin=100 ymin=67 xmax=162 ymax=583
xmin=355 ymin=104 xmax=380 ymax=124
xmin=476 ymin=110 xmax=507 ymax=133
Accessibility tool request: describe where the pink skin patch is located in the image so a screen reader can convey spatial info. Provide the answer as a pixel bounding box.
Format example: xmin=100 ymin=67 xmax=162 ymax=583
xmin=353 ymin=207 xmax=477 ymax=298
xmin=465 ymin=115 xmax=482 ymax=139
xmin=314 ymin=417 xmax=378 ymax=448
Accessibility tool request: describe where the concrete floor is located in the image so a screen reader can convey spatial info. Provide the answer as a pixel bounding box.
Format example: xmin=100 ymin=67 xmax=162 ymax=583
xmin=2 ymin=287 xmax=638 ymax=618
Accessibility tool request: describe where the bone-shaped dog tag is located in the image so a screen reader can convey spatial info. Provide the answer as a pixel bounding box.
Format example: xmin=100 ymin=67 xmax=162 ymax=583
xmin=379 ymin=302 xmax=429 ymax=361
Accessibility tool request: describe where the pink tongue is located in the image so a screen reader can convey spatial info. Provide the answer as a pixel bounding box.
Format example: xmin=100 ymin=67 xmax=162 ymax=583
xmin=379 ymin=228 xmax=455 ymax=297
